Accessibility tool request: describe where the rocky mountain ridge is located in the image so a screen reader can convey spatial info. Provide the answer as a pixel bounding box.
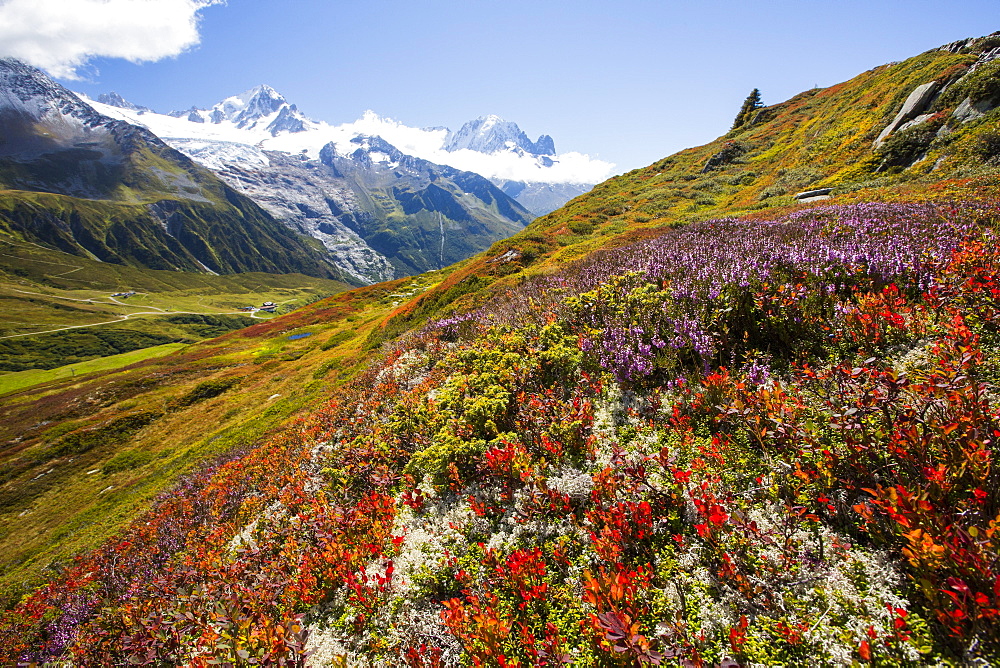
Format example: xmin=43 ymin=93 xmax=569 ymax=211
xmin=91 ymin=88 xmax=605 ymax=215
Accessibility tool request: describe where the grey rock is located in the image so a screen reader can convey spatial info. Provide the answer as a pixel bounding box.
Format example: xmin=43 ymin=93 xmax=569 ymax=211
xmin=952 ymin=96 xmax=998 ymax=124
xmin=896 ymin=113 xmax=935 ymax=134
xmin=940 ymin=38 xmax=975 ymax=54
xmin=874 ymin=81 xmax=940 ymax=147
xmin=794 ymin=188 xmax=833 ymax=200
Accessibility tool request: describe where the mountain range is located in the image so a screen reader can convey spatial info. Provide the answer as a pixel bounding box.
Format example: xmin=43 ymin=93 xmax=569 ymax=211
xmin=88 ymin=86 xmax=605 ymax=217
xmin=0 ymin=61 xmax=599 ymax=284
xmin=0 ymin=58 xmax=341 ymax=278
xmin=86 ymin=86 xmax=604 ymax=276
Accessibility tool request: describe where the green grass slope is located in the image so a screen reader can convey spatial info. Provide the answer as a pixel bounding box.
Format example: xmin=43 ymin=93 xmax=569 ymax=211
xmin=0 ymin=236 xmax=351 ymax=373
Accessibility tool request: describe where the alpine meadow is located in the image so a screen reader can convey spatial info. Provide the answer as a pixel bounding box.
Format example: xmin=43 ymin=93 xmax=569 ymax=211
xmin=2 ymin=26 xmax=1000 ymax=667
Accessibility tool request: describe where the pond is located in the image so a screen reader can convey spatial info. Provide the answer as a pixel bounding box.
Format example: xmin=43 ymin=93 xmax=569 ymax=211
xmin=286 ymin=333 xmax=313 ymax=341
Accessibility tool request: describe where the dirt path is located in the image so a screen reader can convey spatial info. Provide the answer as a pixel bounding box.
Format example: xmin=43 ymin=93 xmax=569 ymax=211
xmin=11 ymin=288 xmax=151 ymax=309
xmin=0 ymin=309 xmax=251 ymax=340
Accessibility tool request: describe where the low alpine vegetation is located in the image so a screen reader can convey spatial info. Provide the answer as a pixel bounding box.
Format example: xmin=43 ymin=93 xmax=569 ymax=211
xmin=3 ymin=198 xmax=999 ymax=665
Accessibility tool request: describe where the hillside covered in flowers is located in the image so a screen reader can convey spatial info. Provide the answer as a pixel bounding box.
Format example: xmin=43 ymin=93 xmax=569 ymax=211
xmin=3 ymin=34 xmax=1000 ymax=667
xmin=3 ymin=196 xmax=1000 ymax=665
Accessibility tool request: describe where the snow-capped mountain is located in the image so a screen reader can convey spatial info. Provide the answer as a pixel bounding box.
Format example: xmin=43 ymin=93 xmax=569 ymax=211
xmin=445 ymin=115 xmax=555 ymax=157
xmin=198 ymin=129 xmax=532 ymax=281
xmin=76 ymin=86 xmax=607 ymax=280
xmin=84 ymin=88 xmax=612 ymax=210
xmin=97 ymin=91 xmax=151 ymax=113
xmin=1 ymin=57 xmax=116 ymax=141
xmin=0 ymin=59 xmax=344 ymax=279
xmin=0 ymin=57 xmax=180 ymax=199
xmin=163 ymin=84 xmax=316 ymax=136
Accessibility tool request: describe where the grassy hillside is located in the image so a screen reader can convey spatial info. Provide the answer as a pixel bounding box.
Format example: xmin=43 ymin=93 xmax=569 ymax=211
xmin=2 ymin=35 xmax=1000 ymax=666
xmin=0 ymin=269 xmax=438 ymax=601
xmin=358 ymin=38 xmax=1000 ymax=346
xmin=0 ymin=236 xmax=351 ymax=377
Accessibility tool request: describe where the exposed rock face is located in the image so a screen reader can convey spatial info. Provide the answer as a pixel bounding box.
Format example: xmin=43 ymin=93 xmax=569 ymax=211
xmin=896 ymin=112 xmax=935 ymax=134
xmin=212 ymin=150 xmax=395 ymax=284
xmin=952 ymin=96 xmax=997 ymax=124
xmin=874 ymin=81 xmax=940 ymax=147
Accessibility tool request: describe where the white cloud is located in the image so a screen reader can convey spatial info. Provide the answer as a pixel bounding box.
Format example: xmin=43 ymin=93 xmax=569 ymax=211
xmin=285 ymin=111 xmax=616 ymax=185
xmin=0 ymin=0 xmax=221 ymax=79
xmin=92 ymin=100 xmax=617 ymax=186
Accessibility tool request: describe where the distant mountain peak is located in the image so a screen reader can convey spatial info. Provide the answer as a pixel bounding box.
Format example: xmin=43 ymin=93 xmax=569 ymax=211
xmin=218 ymin=85 xmax=287 ymax=128
xmin=445 ymin=115 xmax=556 ymax=156
xmin=165 ymin=84 xmax=313 ymax=136
xmin=97 ymin=91 xmax=151 ymax=113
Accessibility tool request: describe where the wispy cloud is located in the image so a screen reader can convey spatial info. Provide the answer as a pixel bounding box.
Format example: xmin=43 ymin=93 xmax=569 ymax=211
xmin=0 ymin=0 xmax=222 ymax=79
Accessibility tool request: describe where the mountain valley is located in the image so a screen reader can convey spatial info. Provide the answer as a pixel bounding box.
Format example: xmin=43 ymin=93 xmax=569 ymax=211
xmin=2 ymin=31 xmax=1000 ymax=666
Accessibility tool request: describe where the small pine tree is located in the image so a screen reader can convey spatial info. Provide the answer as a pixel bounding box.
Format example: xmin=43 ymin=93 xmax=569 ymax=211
xmin=731 ymin=88 xmax=763 ymax=131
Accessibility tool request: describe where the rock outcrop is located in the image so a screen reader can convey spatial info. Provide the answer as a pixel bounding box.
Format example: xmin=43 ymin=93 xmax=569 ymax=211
xmin=874 ymin=81 xmax=940 ymax=147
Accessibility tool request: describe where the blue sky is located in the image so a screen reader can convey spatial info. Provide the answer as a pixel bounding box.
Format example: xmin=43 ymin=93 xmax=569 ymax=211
xmin=4 ymin=0 xmax=999 ymax=175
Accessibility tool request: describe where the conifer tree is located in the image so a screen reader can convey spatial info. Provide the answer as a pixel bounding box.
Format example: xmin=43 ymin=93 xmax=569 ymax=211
xmin=731 ymin=88 xmax=763 ymax=130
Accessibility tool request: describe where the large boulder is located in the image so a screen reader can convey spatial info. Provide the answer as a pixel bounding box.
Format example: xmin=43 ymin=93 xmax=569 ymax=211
xmin=874 ymin=81 xmax=940 ymax=147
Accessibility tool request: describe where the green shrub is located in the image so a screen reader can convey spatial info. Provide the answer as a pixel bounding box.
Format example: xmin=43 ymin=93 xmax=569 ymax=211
xmin=937 ymin=59 xmax=1000 ymax=109
xmin=169 ymin=378 xmax=240 ymax=410
xmin=876 ymin=123 xmax=940 ymax=171
xmin=53 ymin=411 xmax=162 ymax=456
xmin=101 ymin=448 xmax=155 ymax=475
xmin=976 ymin=131 xmax=1000 ymax=163
xmin=320 ymin=330 xmax=355 ymax=350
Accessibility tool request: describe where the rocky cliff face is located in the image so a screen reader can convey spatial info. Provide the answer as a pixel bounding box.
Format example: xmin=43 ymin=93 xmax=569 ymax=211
xmin=211 ymin=150 xmax=395 ymax=284
xmin=206 ymin=135 xmax=533 ymax=280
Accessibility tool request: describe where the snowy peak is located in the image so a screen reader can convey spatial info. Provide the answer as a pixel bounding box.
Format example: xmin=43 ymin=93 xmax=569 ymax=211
xmin=166 ymin=84 xmax=314 ymax=136
xmin=445 ymin=115 xmax=555 ymax=156
xmin=227 ymin=84 xmax=287 ymax=128
xmin=97 ymin=91 xmax=150 ymax=113
xmin=266 ymin=103 xmax=309 ymax=135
